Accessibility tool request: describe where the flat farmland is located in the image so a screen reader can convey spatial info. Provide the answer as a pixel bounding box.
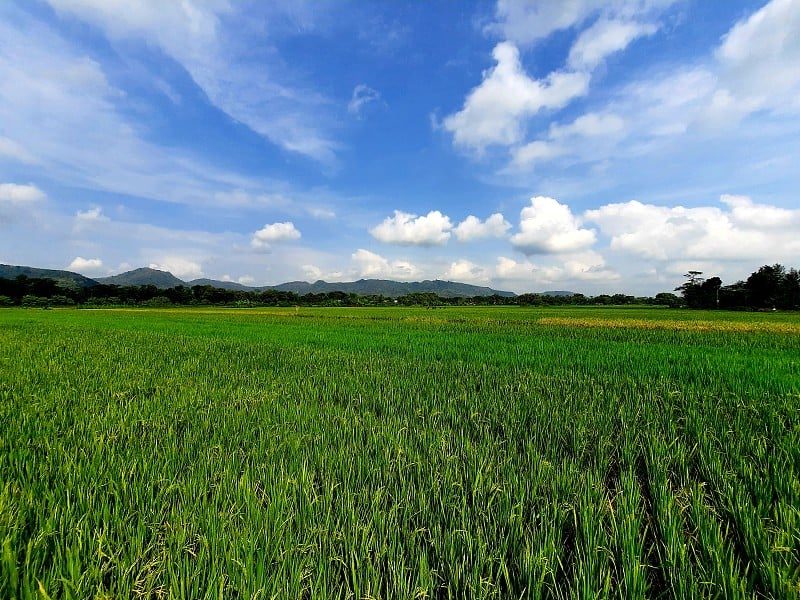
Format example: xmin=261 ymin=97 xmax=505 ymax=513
xmin=1 ymin=307 xmax=798 ymax=599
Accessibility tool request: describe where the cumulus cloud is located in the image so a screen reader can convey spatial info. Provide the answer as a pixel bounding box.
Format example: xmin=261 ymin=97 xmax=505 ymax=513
xmin=495 ymin=251 xmax=618 ymax=285
xmin=585 ymin=195 xmax=800 ymax=263
xmin=348 ymin=84 xmax=382 ymax=116
xmin=351 ymin=249 xmax=421 ymax=280
xmin=0 ymin=183 xmax=45 ymax=203
xmin=511 ymin=196 xmax=596 ymax=254
xmin=67 ymin=256 xmax=103 ymax=272
xmin=148 ymin=257 xmax=203 ymax=280
xmin=444 ymin=259 xmax=490 ymax=283
xmin=454 ymin=213 xmax=511 ymax=241
xmin=370 ymin=210 xmax=452 ymax=246
xmin=443 ymin=42 xmax=589 ymax=151
xmin=250 ymin=221 xmax=301 ymax=251
xmin=72 ymin=206 xmax=110 ymax=234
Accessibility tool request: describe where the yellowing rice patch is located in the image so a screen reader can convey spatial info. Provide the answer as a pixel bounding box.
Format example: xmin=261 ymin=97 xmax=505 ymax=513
xmin=537 ymin=316 xmax=800 ymax=334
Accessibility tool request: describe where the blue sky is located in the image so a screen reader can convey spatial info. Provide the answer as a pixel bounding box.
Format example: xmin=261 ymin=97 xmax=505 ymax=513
xmin=1 ymin=0 xmax=798 ymax=294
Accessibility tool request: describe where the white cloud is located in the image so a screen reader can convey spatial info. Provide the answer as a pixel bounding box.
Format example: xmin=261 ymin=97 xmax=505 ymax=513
xmin=444 ymin=259 xmax=490 ymax=283
xmin=453 ymin=213 xmax=511 ymax=241
xmin=370 ymin=210 xmax=452 ymax=246
xmin=67 ymin=256 xmax=103 ymax=272
xmin=351 ymin=249 xmax=421 ymax=280
xmin=148 ymin=256 xmax=204 ymax=280
xmin=510 ymin=140 xmax=565 ymax=168
xmin=443 ymin=42 xmax=589 ymax=151
xmin=567 ymin=19 xmax=656 ymax=70
xmin=585 ymin=195 xmax=800 ymax=263
xmin=46 ymin=0 xmax=340 ymax=165
xmin=713 ymin=0 xmax=800 ymax=121
xmin=0 ymin=136 xmax=36 ymax=163
xmin=348 ymin=84 xmax=381 ymax=116
xmin=509 ymin=112 xmax=626 ymax=169
xmin=0 ymin=183 xmax=45 ymax=203
xmin=487 ymin=0 xmax=677 ymax=46
xmin=0 ymin=14 xmax=308 ymax=210
xmin=308 ymin=207 xmax=336 ymax=219
xmin=72 ymin=206 xmax=110 ymax=234
xmin=549 ymin=112 xmax=626 ymax=139
xmin=237 ymin=275 xmax=255 ymax=285
xmin=487 ymin=0 xmax=601 ymax=46
xmin=494 ymin=251 xmax=618 ymax=286
xmin=250 ymin=221 xmax=301 ymax=251
xmin=75 ymin=206 xmax=106 ymax=222
xmin=511 ymin=196 xmax=596 ymax=254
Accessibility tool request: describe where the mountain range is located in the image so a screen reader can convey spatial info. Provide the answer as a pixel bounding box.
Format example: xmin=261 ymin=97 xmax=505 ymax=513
xmin=1 ymin=264 xmax=530 ymax=298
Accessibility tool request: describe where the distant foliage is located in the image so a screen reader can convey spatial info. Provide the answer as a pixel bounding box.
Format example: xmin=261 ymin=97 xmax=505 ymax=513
xmin=676 ymin=264 xmax=800 ymax=310
xmin=1 ymin=263 xmax=799 ymax=310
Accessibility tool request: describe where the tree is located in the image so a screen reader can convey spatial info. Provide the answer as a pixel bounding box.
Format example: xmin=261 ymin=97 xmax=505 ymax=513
xmin=746 ymin=264 xmax=785 ymax=309
xmin=675 ymin=271 xmax=705 ymax=308
xmin=654 ymin=292 xmax=682 ymax=308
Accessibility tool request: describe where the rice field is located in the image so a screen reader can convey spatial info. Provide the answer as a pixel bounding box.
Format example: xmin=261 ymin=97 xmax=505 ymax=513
xmin=1 ymin=306 xmax=798 ymax=599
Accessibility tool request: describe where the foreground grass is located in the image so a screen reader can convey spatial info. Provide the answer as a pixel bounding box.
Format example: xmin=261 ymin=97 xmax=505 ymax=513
xmin=1 ymin=307 xmax=798 ymax=599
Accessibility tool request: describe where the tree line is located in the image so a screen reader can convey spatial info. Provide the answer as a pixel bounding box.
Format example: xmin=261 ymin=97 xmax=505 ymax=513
xmin=0 ymin=263 xmax=796 ymax=310
xmin=675 ymin=264 xmax=799 ymax=310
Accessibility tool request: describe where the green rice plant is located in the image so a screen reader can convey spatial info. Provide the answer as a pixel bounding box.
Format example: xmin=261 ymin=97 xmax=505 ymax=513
xmin=0 ymin=306 xmax=798 ymax=598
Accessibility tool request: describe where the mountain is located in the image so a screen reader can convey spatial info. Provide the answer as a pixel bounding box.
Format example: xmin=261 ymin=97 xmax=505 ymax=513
xmin=95 ymin=267 xmax=184 ymax=288
xmin=0 ymin=264 xmax=99 ymax=288
xmin=541 ymin=290 xmax=578 ymax=296
xmin=1 ymin=264 xmax=516 ymax=297
xmin=187 ymin=278 xmax=253 ymax=291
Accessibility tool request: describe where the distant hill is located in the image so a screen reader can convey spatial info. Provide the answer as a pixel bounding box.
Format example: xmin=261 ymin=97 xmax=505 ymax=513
xmin=187 ymin=278 xmax=253 ymax=291
xmin=269 ymin=279 xmax=515 ymax=298
xmin=0 ymin=264 xmax=99 ymax=289
xmin=95 ymin=268 xmax=185 ymax=289
xmin=541 ymin=290 xmax=578 ymax=297
xmin=1 ymin=264 xmax=517 ymax=297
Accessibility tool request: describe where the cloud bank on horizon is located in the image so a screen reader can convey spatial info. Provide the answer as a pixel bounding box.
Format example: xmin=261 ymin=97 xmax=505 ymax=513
xmin=1 ymin=0 xmax=798 ymax=295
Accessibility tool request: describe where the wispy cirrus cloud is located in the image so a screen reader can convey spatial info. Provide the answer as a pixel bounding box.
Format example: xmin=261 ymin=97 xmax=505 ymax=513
xmin=45 ymin=0 xmax=341 ymax=166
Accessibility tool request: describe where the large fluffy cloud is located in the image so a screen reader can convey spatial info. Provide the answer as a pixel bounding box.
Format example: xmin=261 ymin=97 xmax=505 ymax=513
xmin=370 ymin=210 xmax=452 ymax=246
xmin=351 ymin=249 xmax=420 ymax=280
xmin=67 ymin=256 xmax=103 ymax=272
xmin=444 ymin=259 xmax=490 ymax=283
xmin=585 ymin=195 xmax=800 ymax=262
xmin=148 ymin=257 xmax=203 ymax=280
xmin=454 ymin=213 xmax=511 ymax=241
xmin=443 ymin=42 xmax=589 ymax=151
xmin=495 ymin=251 xmax=619 ymax=285
xmin=511 ymin=196 xmax=596 ymax=254
xmin=250 ymin=222 xmax=301 ymax=251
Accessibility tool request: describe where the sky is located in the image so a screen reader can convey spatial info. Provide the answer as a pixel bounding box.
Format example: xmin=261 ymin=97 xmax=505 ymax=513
xmin=1 ymin=0 xmax=799 ymax=295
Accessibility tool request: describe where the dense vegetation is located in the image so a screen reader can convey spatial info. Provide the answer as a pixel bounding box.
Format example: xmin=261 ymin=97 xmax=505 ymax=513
xmin=1 ymin=263 xmax=797 ymax=310
xmin=1 ymin=306 xmax=798 ymax=598
xmin=676 ymin=264 xmax=800 ymax=310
